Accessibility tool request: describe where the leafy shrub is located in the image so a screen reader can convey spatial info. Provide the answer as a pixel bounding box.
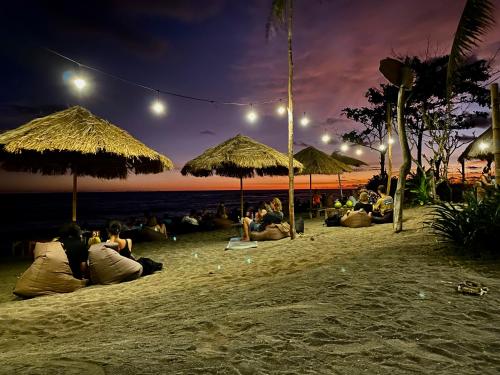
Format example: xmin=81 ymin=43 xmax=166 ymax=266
xmin=407 ymin=172 xmax=432 ymax=206
xmin=428 ymin=190 xmax=500 ymax=258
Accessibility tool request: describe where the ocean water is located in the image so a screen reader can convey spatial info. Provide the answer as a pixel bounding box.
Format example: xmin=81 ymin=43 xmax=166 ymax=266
xmin=0 ymin=189 xmax=352 ymax=246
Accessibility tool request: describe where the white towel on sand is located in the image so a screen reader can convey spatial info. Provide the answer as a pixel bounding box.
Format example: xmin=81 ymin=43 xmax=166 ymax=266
xmin=225 ymin=237 xmax=258 ymax=250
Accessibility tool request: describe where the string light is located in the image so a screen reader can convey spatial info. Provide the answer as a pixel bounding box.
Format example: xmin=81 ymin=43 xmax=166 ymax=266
xmin=276 ymin=103 xmax=287 ymax=116
xmin=479 ymin=142 xmax=489 ymax=151
xmin=72 ymin=77 xmax=87 ymax=91
xmin=378 ymin=144 xmax=387 ymax=151
xmin=150 ymin=90 xmax=166 ymax=116
xmin=321 ymin=133 xmax=331 ymax=144
xmin=355 ymin=148 xmax=363 ymax=155
xmin=300 ymin=112 xmax=310 ymax=127
xmin=340 ymin=143 xmax=349 ymax=152
xmin=388 ymin=137 xmax=395 ymax=145
xmin=246 ymin=105 xmax=258 ymax=123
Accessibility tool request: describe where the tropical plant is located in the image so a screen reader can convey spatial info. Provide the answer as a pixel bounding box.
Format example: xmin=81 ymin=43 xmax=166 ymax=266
xmin=406 ymin=172 xmax=432 ymax=206
xmin=428 ymin=190 xmax=500 ymax=258
xmin=267 ymin=0 xmax=296 ymax=238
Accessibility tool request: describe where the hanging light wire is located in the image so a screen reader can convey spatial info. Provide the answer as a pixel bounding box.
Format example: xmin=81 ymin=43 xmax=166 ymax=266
xmin=46 ymin=48 xmax=285 ymax=107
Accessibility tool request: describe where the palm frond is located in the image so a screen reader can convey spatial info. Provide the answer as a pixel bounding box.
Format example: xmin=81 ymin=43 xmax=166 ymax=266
xmin=266 ymin=0 xmax=287 ymax=40
xmin=447 ymin=0 xmax=495 ymax=98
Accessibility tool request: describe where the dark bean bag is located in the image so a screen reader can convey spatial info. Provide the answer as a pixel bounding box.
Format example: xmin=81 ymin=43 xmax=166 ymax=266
xmin=13 ymin=242 xmax=86 ymax=298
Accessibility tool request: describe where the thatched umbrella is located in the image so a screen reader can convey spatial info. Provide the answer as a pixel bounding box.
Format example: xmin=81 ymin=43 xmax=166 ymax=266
xmin=330 ymin=151 xmax=367 ymax=198
xmin=0 ymin=106 xmax=173 ymax=221
xmin=294 ymin=146 xmax=351 ymax=217
xmin=457 ymin=127 xmax=493 ymax=182
xmin=181 ymin=134 xmax=303 ymax=218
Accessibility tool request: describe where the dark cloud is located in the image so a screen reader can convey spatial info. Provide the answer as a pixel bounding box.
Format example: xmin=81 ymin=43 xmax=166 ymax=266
xmin=200 ymin=130 xmax=216 ymax=135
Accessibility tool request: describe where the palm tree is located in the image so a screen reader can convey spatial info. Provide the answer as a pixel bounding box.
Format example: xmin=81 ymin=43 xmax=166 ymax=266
xmin=267 ymin=0 xmax=296 ymax=239
xmin=447 ymin=0 xmax=496 ymax=184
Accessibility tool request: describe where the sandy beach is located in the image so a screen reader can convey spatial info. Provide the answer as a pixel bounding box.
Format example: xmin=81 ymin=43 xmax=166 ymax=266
xmin=0 ymin=207 xmax=499 ymax=374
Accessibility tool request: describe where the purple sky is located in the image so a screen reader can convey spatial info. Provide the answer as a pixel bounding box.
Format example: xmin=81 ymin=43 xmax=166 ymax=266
xmin=0 ymin=0 xmax=499 ymax=192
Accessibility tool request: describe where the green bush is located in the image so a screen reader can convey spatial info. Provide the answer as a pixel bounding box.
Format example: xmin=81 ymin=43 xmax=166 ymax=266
xmin=407 ymin=172 xmax=432 ymax=206
xmin=428 ymin=190 xmax=500 ymax=258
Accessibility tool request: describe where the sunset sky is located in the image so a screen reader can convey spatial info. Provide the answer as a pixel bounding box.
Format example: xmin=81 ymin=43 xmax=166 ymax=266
xmin=0 ymin=0 xmax=499 ymax=192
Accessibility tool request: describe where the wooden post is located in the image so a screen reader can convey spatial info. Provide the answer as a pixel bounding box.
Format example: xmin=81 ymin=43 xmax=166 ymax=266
xmin=287 ymin=0 xmax=296 ymax=239
xmin=393 ymin=84 xmax=411 ymax=233
xmin=338 ymin=173 xmax=343 ymax=198
xmin=240 ymin=177 xmax=244 ymax=220
xmin=491 ymin=83 xmax=499 ymax=186
xmin=72 ymin=173 xmax=77 ymax=222
xmin=309 ymin=174 xmax=312 ymax=219
xmin=386 ymin=101 xmax=393 ymax=193
xmin=461 ymin=159 xmax=465 ymax=184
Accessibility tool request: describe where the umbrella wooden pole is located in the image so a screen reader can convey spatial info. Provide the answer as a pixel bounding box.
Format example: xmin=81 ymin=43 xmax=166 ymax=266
xmin=309 ymin=174 xmax=312 ymax=219
xmin=240 ymin=177 xmax=244 ymax=221
xmin=491 ymin=83 xmax=499 ymax=186
xmin=72 ymin=173 xmax=77 ymax=222
xmin=338 ymin=173 xmax=343 ymax=199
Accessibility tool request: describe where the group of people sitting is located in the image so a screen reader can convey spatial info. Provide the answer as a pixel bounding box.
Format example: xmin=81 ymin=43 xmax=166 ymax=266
xmin=335 ymin=185 xmax=394 ymax=227
xmin=241 ymin=197 xmax=284 ymax=241
xmin=60 ymin=220 xmax=163 ymax=282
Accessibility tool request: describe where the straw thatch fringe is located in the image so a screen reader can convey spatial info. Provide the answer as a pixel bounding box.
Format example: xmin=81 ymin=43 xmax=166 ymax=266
xmin=0 ymin=106 xmax=173 ymax=178
xmin=181 ymin=134 xmax=303 ymax=178
xmin=458 ymin=127 xmax=493 ymax=162
xmin=330 ymin=151 xmax=367 ymax=167
xmin=295 ymin=146 xmax=351 ymax=175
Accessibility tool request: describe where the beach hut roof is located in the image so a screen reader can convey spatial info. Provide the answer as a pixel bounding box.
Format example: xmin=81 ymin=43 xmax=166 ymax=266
xmin=294 ymin=146 xmax=352 ymax=175
xmin=330 ymin=151 xmax=367 ymax=167
xmin=458 ymin=127 xmax=493 ymax=162
xmin=181 ymin=134 xmax=303 ymax=178
xmin=0 ymin=106 xmax=173 ymax=178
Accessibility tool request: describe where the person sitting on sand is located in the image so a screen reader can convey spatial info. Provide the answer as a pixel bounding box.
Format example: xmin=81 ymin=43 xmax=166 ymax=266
xmin=353 ymin=191 xmax=373 ymax=214
xmin=58 ymin=223 xmax=89 ymax=280
xmin=371 ymin=185 xmax=393 ymax=224
xmin=476 ymin=166 xmax=495 ymax=202
xmin=242 ymin=197 xmax=284 ymax=241
xmin=145 ymin=216 xmax=168 ymax=238
xmin=216 ymin=202 xmax=228 ymax=219
xmin=106 ymin=221 xmax=163 ymax=275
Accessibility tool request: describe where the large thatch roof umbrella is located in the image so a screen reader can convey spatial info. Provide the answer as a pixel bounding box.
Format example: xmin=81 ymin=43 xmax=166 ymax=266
xmin=181 ymin=134 xmax=303 ymax=218
xmin=331 ymin=151 xmax=367 ymax=198
xmin=0 ymin=106 xmax=173 ymax=221
xmin=294 ymin=146 xmax=351 ymax=217
xmin=457 ymin=127 xmax=493 ymax=182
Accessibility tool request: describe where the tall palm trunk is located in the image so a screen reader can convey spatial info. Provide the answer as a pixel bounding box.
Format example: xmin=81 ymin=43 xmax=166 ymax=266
xmin=492 ymin=83 xmax=500 ymax=186
xmin=287 ymin=0 xmax=296 ymax=239
xmin=386 ymin=102 xmax=393 ymax=193
xmin=393 ymin=84 xmax=411 ymax=233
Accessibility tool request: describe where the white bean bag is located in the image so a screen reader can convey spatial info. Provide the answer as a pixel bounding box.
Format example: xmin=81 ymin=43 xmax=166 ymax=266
xmin=13 ymin=242 xmax=86 ymax=298
xmin=88 ymin=243 xmax=142 ymax=285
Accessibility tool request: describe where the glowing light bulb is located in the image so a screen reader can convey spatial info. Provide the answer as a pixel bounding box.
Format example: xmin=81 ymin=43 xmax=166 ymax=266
xmin=151 ymin=100 xmax=166 ymax=115
xmin=276 ymin=105 xmax=286 ymax=116
xmin=321 ymin=134 xmax=331 ymax=144
xmin=300 ymin=114 xmax=310 ymax=127
xmin=246 ymin=110 xmax=258 ymax=123
xmin=388 ymin=137 xmax=395 ymax=145
xmin=340 ymin=143 xmax=349 ymax=152
xmin=378 ymin=144 xmax=386 ymax=151
xmin=73 ymin=77 xmax=87 ymax=90
xmin=355 ymin=148 xmax=363 ymax=156
xmin=479 ymin=142 xmax=488 ymax=151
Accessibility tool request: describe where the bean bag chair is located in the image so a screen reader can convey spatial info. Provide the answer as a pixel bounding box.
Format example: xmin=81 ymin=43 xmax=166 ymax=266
xmin=13 ymin=242 xmax=86 ymax=298
xmin=138 ymin=227 xmax=168 ymax=242
xmin=213 ymin=217 xmax=234 ymax=229
xmin=340 ymin=211 xmax=372 ymax=228
xmin=250 ymin=222 xmax=291 ymax=241
xmin=88 ymin=243 xmax=143 ymax=285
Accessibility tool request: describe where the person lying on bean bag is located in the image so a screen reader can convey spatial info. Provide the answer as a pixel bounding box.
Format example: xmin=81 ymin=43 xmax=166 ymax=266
xmin=13 ymin=242 xmax=87 ymax=298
